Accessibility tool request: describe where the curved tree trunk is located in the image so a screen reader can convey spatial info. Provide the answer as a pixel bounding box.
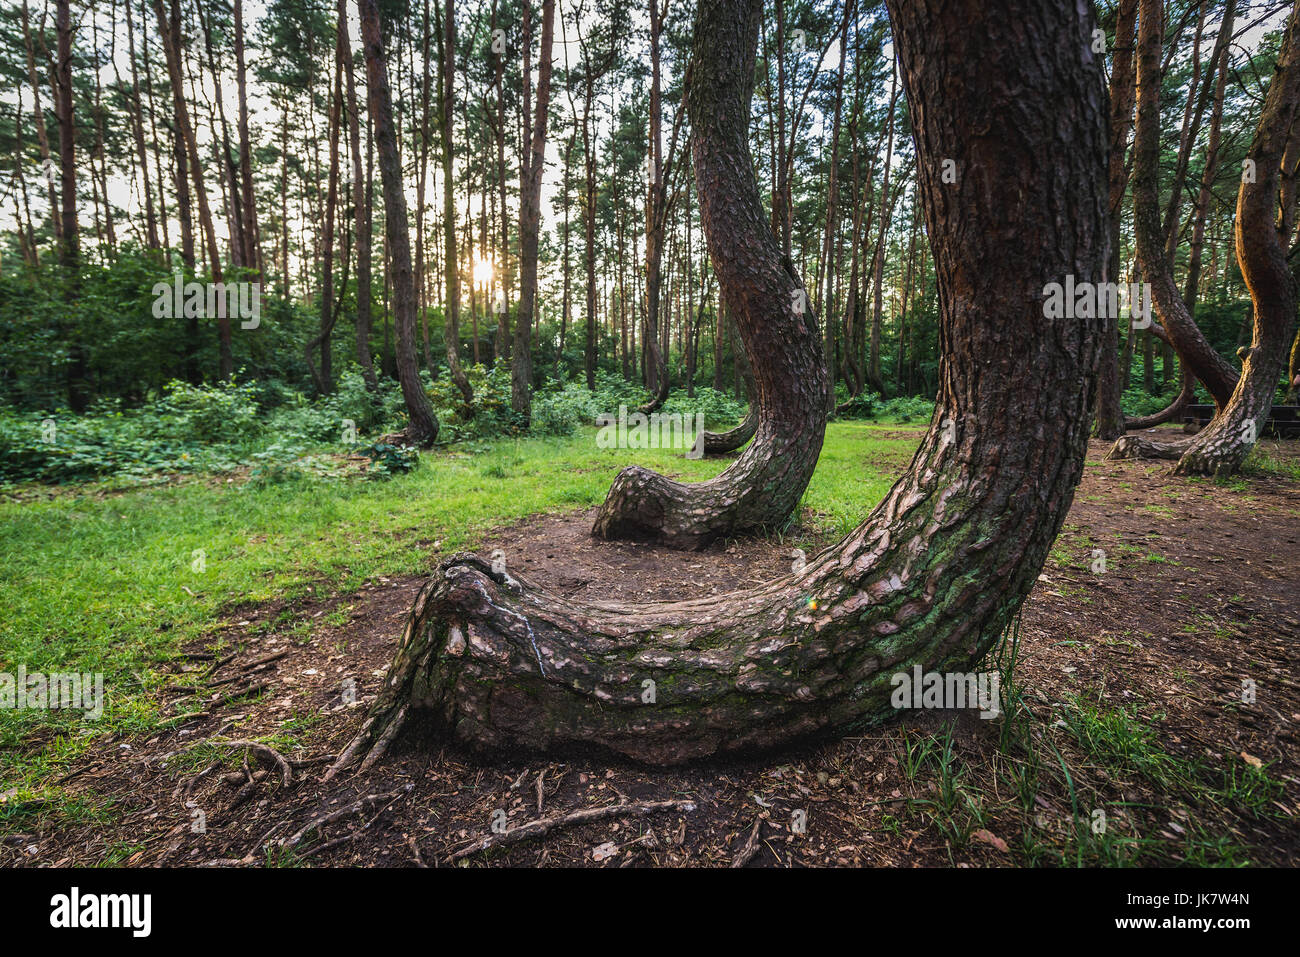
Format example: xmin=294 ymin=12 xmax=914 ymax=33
xmin=1111 ymin=0 xmax=1300 ymax=474
xmin=1120 ymin=365 xmax=1194 ymax=431
xmin=1108 ymin=0 xmax=1237 ymax=465
xmin=1169 ymin=1 xmax=1300 ymax=475
xmin=327 ymin=0 xmax=1108 ymax=775
xmin=591 ymin=1 xmax=830 ymax=550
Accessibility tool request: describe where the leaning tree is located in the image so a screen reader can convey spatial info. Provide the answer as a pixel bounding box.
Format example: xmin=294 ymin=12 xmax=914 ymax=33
xmin=587 ymin=8 xmax=831 ymax=550
xmin=1109 ymin=0 xmax=1300 ymax=474
xmin=327 ymin=0 xmax=1108 ymax=775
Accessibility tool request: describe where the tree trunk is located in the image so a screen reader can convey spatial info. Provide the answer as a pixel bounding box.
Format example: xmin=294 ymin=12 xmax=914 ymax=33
xmin=307 ymin=52 xmax=344 ymax=394
xmin=153 ymin=0 xmax=233 ymax=380
xmin=511 ymin=0 xmax=556 ymax=418
xmin=590 ymin=0 xmax=829 ymax=550
xmin=234 ymin=0 xmax=261 ymax=278
xmin=439 ymin=0 xmax=474 ymax=406
xmin=56 ymin=0 xmax=87 ymax=412
xmin=866 ymin=57 xmax=899 ymax=397
xmin=327 ymin=0 xmax=1108 ymax=775
xmin=1094 ymin=0 xmax=1138 ymax=440
xmin=340 ymin=0 xmax=378 ymax=392
xmin=1167 ymin=0 xmax=1300 ymax=475
xmin=1113 ymin=0 xmax=1237 ymax=434
xmin=359 ymin=0 xmax=438 ymax=444
xmin=639 ymin=0 xmax=670 ymax=413
xmin=492 ymin=0 xmax=512 ymax=364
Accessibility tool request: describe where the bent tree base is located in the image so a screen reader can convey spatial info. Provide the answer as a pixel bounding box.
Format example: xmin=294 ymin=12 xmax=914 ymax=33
xmin=329 ymin=0 xmax=1109 ymax=774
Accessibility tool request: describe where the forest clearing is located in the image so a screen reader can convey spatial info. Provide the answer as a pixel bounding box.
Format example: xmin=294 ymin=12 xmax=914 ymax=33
xmin=0 ymin=0 xmax=1297 ymax=910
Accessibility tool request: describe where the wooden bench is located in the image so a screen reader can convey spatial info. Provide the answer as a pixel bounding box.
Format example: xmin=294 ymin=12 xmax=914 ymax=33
xmin=1184 ymin=404 xmax=1300 ymax=438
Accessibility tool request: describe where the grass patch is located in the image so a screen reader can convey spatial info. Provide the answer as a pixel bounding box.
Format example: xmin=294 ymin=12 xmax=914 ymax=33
xmin=0 ymin=420 xmax=921 ymax=786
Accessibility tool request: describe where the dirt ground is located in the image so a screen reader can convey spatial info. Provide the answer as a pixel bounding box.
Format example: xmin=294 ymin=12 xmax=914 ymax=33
xmin=5 ymin=436 xmax=1298 ymax=867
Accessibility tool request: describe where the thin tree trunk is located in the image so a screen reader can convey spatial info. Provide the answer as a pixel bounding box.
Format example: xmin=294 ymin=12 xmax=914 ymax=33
xmin=153 ymin=0 xmax=233 ymax=379
xmin=56 ymin=0 xmax=87 ymax=412
xmin=358 ymin=0 xmax=438 ymax=444
xmin=511 ymin=0 xmax=556 ymax=418
xmin=867 ymin=58 xmax=899 ymax=396
xmin=1094 ymin=0 xmax=1138 ymax=440
xmin=340 ymin=0 xmax=378 ymax=392
xmin=438 ymin=0 xmax=474 ymax=405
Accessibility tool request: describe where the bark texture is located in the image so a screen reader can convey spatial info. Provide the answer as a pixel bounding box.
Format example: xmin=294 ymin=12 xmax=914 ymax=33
xmin=1094 ymin=0 xmax=1138 ymax=440
xmin=359 ymin=0 xmax=438 ymax=444
xmin=590 ymin=0 xmax=829 ymax=550
xmin=1168 ymin=1 xmax=1300 ymax=475
xmin=1110 ymin=0 xmax=1300 ymax=474
xmin=328 ymin=0 xmax=1108 ymax=774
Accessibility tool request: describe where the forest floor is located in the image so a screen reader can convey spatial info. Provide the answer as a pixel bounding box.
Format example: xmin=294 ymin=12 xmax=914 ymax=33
xmin=2 ymin=425 xmax=1298 ymax=867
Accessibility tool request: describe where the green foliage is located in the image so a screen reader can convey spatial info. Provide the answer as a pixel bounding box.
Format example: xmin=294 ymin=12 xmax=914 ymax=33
xmin=151 ymin=379 xmax=262 ymax=443
xmin=876 ymin=395 xmax=936 ymax=423
xmin=529 ymin=385 xmax=592 ymax=436
xmin=428 ymin=359 xmax=527 ymax=441
xmin=356 ymin=441 xmax=419 ymax=478
xmin=0 ymin=375 xmax=405 ymax=486
xmin=661 ymin=388 xmax=746 ymax=430
xmin=265 ymin=371 xmax=406 ymax=442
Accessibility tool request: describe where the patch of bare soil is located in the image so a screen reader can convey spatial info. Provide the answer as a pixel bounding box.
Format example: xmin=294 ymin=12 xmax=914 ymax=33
xmin=5 ymin=438 xmax=1298 ymax=867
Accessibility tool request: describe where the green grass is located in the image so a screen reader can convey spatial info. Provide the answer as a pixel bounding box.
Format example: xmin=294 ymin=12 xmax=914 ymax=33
xmin=0 ymin=420 xmax=921 ymax=783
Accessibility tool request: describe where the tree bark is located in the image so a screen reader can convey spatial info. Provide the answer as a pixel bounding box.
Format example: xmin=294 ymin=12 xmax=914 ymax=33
xmin=1166 ymin=0 xmax=1300 ymax=475
xmin=307 ymin=52 xmax=343 ymax=394
xmin=1113 ymin=0 xmax=1237 ymax=432
xmin=866 ymin=57 xmax=899 ymax=397
xmin=56 ymin=0 xmax=87 ymax=412
xmin=340 ymin=0 xmax=378 ymax=392
xmin=590 ymin=0 xmax=829 ymax=550
xmin=511 ymin=0 xmax=556 ymax=418
xmin=358 ymin=0 xmax=439 ymax=444
xmin=1094 ymin=0 xmax=1138 ymax=440
xmin=328 ymin=0 xmax=1108 ymax=773
xmin=439 ymin=0 xmax=474 ymax=406
xmin=153 ymin=0 xmax=233 ymax=380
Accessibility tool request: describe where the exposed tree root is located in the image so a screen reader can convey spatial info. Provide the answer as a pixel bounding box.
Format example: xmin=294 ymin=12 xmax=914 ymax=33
xmin=445 ymin=798 xmax=696 ymax=863
xmin=1105 ymin=432 xmax=1193 ymax=461
xmin=276 ymin=784 xmax=413 ymax=854
xmin=730 ymin=816 xmax=765 ymax=867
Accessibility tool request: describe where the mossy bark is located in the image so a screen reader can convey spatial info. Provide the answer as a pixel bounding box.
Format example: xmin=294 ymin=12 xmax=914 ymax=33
xmin=328 ymin=0 xmax=1109 ymax=774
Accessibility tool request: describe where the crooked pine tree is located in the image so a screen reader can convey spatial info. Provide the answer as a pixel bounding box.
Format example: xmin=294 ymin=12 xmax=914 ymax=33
xmin=588 ymin=12 xmax=830 ymax=550
xmin=327 ymin=0 xmax=1109 ymax=775
xmin=1108 ymin=0 xmax=1300 ymax=474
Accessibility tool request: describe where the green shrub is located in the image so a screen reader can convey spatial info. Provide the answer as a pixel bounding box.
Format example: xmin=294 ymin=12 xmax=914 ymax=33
xmin=428 ymin=359 xmax=526 ymax=441
xmin=357 ymin=441 xmax=419 ymax=478
xmin=152 ymin=378 xmax=261 ymax=443
xmin=876 ymin=395 xmax=935 ymax=423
